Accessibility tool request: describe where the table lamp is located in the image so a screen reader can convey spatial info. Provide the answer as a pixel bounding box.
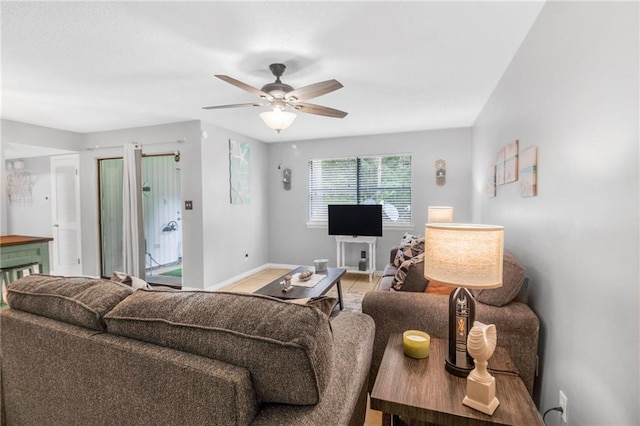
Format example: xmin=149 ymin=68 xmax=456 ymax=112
xmin=427 ymin=206 xmax=454 ymax=223
xmin=424 ymin=223 xmax=503 ymax=377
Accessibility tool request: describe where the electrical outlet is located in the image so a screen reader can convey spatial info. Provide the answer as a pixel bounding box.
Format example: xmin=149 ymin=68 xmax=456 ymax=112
xmin=559 ymin=390 xmax=568 ymax=423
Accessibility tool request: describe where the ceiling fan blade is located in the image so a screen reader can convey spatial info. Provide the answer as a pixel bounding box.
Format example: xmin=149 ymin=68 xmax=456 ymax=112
xmin=285 ymin=79 xmax=343 ymax=102
xmin=293 ymin=102 xmax=348 ymax=118
xmin=215 ymin=75 xmax=272 ymax=100
xmin=202 ymin=102 xmax=262 ymax=110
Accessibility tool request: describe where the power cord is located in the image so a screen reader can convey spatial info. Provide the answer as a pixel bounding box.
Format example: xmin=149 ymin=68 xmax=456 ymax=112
xmin=543 ymin=406 xmax=564 ymax=425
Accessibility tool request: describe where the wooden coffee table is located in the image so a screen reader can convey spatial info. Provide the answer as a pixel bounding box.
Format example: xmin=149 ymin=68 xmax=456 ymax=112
xmin=253 ymin=266 xmax=346 ymax=310
xmin=370 ymin=334 xmax=543 ymax=426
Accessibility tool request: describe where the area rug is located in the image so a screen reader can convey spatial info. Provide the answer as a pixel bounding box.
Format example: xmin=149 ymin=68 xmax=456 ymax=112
xmin=341 ymin=291 xmax=365 ymax=313
xmin=159 ymin=268 xmax=182 ymax=277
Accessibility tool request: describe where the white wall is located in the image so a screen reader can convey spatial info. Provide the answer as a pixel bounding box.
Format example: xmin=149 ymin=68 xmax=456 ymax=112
xmin=472 ymin=2 xmax=638 ymax=424
xmin=1 ymin=119 xmax=83 ymax=235
xmin=200 ymin=122 xmax=269 ymax=287
xmin=268 ymin=128 xmax=473 ymax=270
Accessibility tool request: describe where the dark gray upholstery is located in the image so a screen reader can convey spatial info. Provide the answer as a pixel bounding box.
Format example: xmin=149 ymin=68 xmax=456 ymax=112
xmin=251 ymin=313 xmax=375 ymax=426
xmin=1 ymin=278 xmax=374 ymax=425
xmin=6 ymin=274 xmax=133 ymax=331
xmin=362 ymin=290 xmax=540 ymax=396
xmin=1 ymin=309 xmax=258 ymax=426
xmin=104 ymin=290 xmax=333 ymax=405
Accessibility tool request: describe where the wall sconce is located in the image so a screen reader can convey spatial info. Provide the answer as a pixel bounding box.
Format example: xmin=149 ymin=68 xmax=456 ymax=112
xmin=436 ymin=159 xmax=446 ymax=185
xmin=282 ymin=168 xmax=292 ymax=190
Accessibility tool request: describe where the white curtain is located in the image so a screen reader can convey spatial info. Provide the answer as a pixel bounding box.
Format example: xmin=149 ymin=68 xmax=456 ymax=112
xmin=122 ymin=143 xmax=145 ymax=279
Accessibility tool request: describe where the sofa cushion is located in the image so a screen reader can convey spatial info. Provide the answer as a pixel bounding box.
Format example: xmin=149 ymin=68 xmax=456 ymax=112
xmin=104 ymin=290 xmax=334 ymax=405
xmin=6 ymin=274 xmax=134 ymax=331
xmin=390 ymin=256 xmax=428 ymax=292
xmin=391 ymin=253 xmax=426 ymax=291
xmin=472 ymin=251 xmax=526 ymax=306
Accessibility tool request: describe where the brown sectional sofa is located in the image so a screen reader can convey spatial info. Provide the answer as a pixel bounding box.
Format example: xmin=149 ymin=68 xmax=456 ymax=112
xmin=364 ymin=247 xmax=540 ymax=397
xmin=0 ymin=275 xmax=375 ymax=426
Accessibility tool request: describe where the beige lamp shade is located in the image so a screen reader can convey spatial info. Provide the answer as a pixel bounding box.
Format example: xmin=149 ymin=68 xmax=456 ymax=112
xmin=424 ymin=223 xmax=504 ymax=289
xmin=427 ymin=206 xmax=454 ymax=223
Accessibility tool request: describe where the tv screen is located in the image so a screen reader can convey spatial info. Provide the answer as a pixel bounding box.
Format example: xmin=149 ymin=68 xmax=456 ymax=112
xmin=328 ymin=204 xmax=383 ymax=237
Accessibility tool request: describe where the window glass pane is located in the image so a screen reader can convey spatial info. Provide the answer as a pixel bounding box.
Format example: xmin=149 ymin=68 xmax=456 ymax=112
xmin=309 ymin=158 xmax=357 ymax=221
xmin=308 ymin=154 xmax=412 ymax=224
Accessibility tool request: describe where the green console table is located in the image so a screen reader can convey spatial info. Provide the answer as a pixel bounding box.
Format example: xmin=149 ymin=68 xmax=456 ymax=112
xmin=1 ymin=235 xmax=53 ymax=276
xmin=1 ymin=235 xmax=53 ymax=307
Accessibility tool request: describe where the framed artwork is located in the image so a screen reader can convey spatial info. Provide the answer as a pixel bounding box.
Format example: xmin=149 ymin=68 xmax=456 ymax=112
xmin=229 ymin=139 xmax=250 ymax=204
xmin=487 ymin=165 xmax=496 ymax=197
xmin=519 ymin=146 xmax=538 ymax=197
xmin=495 ymin=148 xmax=505 ymax=185
xmin=504 ymin=139 xmax=519 ymax=183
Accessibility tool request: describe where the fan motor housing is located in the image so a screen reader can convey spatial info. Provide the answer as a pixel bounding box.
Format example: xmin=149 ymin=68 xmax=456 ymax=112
xmin=261 ymin=82 xmax=294 ymax=98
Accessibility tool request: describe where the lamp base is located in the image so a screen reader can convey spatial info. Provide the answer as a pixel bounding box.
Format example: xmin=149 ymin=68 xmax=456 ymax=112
xmin=462 ymin=374 xmax=500 ymax=415
xmin=445 ymin=357 xmax=473 ymax=378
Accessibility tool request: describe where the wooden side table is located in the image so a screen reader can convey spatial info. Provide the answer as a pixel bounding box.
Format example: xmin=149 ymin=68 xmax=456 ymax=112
xmin=370 ymin=334 xmax=543 ymax=426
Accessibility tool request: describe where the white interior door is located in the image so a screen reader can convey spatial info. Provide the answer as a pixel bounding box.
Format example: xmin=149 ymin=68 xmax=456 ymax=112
xmin=51 ymin=154 xmax=82 ymax=275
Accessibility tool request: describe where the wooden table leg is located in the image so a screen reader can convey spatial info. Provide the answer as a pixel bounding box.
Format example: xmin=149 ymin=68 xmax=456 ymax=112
xmin=382 ymin=412 xmax=392 ymax=426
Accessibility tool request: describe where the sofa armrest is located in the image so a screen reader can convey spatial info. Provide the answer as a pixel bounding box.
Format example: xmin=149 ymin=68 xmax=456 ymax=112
xmin=251 ymin=312 xmax=375 ymax=426
xmin=362 ymin=291 xmax=539 ymax=396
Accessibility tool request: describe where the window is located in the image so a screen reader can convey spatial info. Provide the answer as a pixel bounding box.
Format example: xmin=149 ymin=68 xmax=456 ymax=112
xmin=308 ymin=154 xmax=412 ymax=225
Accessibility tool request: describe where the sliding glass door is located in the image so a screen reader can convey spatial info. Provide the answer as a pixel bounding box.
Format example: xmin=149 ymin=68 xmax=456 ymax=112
xmin=99 ymin=154 xmax=182 ymax=284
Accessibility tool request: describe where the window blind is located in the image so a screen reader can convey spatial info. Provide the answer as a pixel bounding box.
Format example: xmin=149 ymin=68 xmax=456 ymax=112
xmin=308 ymin=154 xmax=412 ymax=224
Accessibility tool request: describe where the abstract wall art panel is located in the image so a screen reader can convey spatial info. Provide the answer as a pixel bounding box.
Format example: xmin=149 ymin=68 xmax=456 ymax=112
xmin=229 ymin=140 xmax=250 ymax=204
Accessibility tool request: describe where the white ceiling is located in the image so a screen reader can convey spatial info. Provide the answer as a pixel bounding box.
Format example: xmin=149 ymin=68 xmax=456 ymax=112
xmin=1 ymin=1 xmax=545 ymax=143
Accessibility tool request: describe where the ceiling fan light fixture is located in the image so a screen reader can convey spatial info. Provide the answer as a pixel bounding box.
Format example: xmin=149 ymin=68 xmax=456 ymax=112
xmin=260 ymin=108 xmax=296 ymax=133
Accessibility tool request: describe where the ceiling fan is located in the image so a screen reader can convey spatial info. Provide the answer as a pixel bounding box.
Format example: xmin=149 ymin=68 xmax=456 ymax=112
xmin=203 ymin=63 xmax=347 ymax=132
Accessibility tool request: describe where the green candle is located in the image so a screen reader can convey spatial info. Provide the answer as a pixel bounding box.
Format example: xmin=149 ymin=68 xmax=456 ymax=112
xmin=403 ymin=330 xmax=431 ymax=359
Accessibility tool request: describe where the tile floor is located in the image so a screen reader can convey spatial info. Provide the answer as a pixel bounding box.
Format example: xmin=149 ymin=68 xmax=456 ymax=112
xmin=221 ymin=267 xmax=383 ymax=425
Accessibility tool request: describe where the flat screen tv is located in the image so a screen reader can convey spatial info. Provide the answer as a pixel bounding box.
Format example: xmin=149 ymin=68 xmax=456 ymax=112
xmin=328 ymin=204 xmax=383 ymax=237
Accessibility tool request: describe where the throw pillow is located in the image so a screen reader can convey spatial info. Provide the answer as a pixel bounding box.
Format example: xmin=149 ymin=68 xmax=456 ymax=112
xmin=393 ymin=233 xmax=425 ymax=267
xmin=471 ymin=251 xmax=526 ymax=307
xmin=424 ymin=280 xmax=455 ymax=295
xmin=289 ymin=296 xmax=337 ymax=316
xmin=112 ymin=271 xmax=151 ymax=290
xmin=306 ymin=296 xmax=337 ymax=316
xmin=391 ymin=252 xmax=425 ymax=291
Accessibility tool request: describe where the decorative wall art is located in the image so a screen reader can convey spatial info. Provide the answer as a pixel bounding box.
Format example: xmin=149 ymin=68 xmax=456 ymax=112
xmin=504 ymin=139 xmax=519 ymax=183
xmin=435 ymin=159 xmax=446 ymax=186
xmin=495 ymin=149 xmax=505 ymax=185
xmin=6 ymin=160 xmax=38 ymax=205
xmin=518 ymin=146 xmax=538 ymax=197
xmin=229 ymin=140 xmax=250 ymax=204
xmin=487 ymin=166 xmax=496 ymax=197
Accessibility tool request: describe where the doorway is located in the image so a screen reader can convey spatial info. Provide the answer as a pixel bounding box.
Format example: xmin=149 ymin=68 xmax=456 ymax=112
xmin=50 ymin=154 xmax=82 ymax=276
xmin=98 ymin=153 xmax=182 ymax=285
